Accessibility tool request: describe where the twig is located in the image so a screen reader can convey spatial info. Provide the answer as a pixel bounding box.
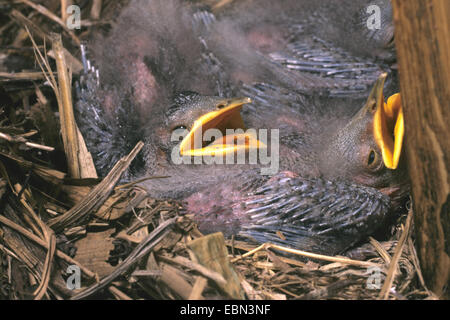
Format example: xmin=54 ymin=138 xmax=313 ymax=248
xmin=131 ymin=270 xmax=162 ymax=277
xmin=212 ymin=0 xmax=235 ymax=11
xmin=60 ymin=0 xmax=69 ymax=22
xmin=23 ymin=142 xmax=55 ymax=152
xmin=33 ymin=232 xmax=56 ymax=300
xmin=108 ymin=286 xmax=132 ymax=300
xmin=369 ymin=237 xmax=392 ymax=265
xmin=26 ymin=28 xmax=59 ymax=102
xmin=231 ymin=243 xmax=380 ymax=268
xmin=0 ymin=243 xmax=20 ymax=261
xmin=17 ymin=0 xmax=80 ymax=46
xmin=188 ymin=276 xmax=207 ymax=300
xmin=378 ymin=210 xmax=413 ymax=299
xmin=0 ymin=71 xmax=55 ymax=80
xmin=116 ymin=176 xmax=170 ymax=190
xmin=90 ymin=0 xmax=102 ymax=20
xmin=407 ymin=237 xmax=428 ymax=292
xmin=0 ymin=131 xmax=54 ymax=152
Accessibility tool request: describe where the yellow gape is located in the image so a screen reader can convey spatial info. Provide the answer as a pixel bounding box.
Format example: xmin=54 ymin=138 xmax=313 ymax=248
xmin=179 ymin=97 xmax=266 ymax=157
xmin=374 ymin=92 xmax=404 ymax=169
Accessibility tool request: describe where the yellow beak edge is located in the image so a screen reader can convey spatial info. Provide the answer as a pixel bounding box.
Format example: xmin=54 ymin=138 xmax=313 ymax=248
xmin=179 ymin=97 xmax=267 ymax=157
xmin=374 ymin=93 xmax=404 ymax=169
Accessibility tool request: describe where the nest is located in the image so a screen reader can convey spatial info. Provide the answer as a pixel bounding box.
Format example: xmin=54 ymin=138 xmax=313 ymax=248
xmin=0 ymin=0 xmax=436 ymax=300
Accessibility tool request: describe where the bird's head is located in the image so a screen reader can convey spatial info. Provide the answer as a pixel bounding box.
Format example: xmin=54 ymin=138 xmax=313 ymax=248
xmin=319 ymin=73 xmax=408 ymax=202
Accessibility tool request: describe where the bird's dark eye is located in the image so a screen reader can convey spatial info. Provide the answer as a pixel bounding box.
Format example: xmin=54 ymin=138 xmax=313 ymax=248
xmin=217 ymin=104 xmax=225 ymax=109
xmin=367 ymin=149 xmax=377 ymax=167
xmin=366 ymin=149 xmax=384 ymax=171
xmin=172 ymin=125 xmax=187 ymax=132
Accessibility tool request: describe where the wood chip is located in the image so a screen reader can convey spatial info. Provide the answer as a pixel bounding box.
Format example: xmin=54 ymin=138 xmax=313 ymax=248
xmin=188 ymin=232 xmax=245 ymax=299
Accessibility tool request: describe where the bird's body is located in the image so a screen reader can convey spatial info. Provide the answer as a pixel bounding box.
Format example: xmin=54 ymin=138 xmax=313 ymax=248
xmin=76 ymin=0 xmax=408 ymax=255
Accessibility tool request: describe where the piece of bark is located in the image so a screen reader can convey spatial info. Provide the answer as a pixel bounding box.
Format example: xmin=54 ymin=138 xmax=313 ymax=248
xmin=392 ymin=0 xmax=450 ymax=297
xmin=188 ymin=232 xmax=245 ymax=299
xmin=73 ymin=229 xmax=116 ymax=278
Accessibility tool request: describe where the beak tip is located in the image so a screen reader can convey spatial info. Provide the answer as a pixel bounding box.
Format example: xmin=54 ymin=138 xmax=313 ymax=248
xmin=377 ymin=73 xmax=388 ymax=91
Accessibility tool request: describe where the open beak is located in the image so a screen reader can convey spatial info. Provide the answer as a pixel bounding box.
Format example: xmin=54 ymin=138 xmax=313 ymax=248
xmin=179 ymin=97 xmax=267 ymax=156
xmin=372 ymin=73 xmax=404 ymax=169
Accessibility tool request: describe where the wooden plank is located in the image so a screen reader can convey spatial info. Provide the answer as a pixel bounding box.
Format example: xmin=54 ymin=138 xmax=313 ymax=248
xmin=392 ymin=0 xmax=450 ymax=297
